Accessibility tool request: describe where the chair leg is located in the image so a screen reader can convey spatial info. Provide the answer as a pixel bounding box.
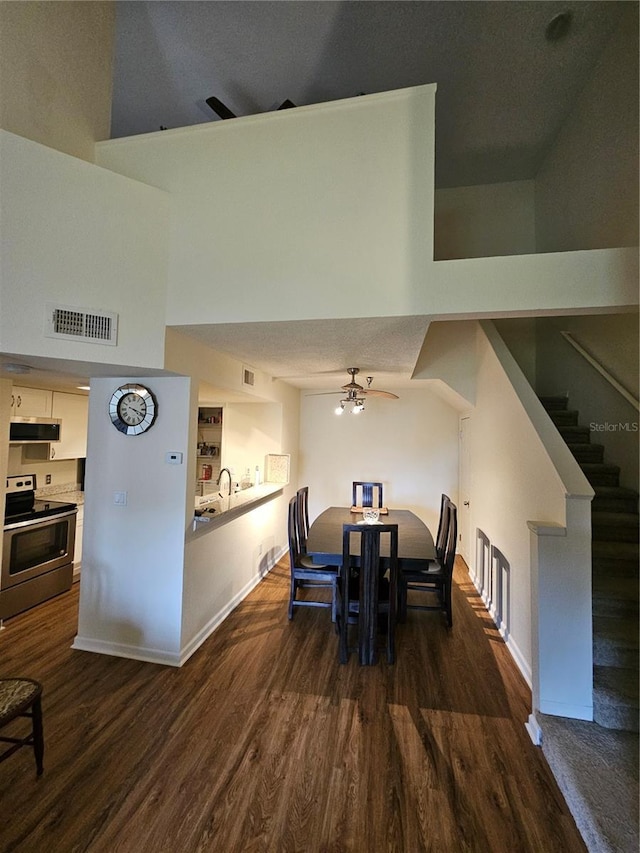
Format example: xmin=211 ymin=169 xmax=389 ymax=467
xmin=444 ymin=579 xmax=453 ymax=628
xmin=288 ymin=576 xmax=296 ymax=620
xmin=31 ymin=696 xmax=44 ymax=776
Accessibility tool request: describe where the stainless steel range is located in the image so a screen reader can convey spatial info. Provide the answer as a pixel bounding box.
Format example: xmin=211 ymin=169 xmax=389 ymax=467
xmin=2 ymin=474 xmax=77 ymax=619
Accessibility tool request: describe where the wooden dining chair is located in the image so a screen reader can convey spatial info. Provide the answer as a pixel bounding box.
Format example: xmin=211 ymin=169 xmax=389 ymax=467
xmin=352 ymin=481 xmax=384 ymax=509
xmin=338 ymin=523 xmax=398 ymax=665
xmin=287 ymin=496 xmax=338 ymax=621
xmin=0 ymin=677 xmax=44 ymax=775
xmin=434 ymin=493 xmax=451 ymax=559
xmin=296 ymin=486 xmax=310 ymax=553
xmin=399 ymin=500 xmax=457 ymax=627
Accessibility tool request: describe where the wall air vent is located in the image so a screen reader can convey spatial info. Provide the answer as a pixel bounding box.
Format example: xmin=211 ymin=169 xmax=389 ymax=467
xmin=45 ymin=304 xmax=118 ymax=346
xmin=242 ymin=366 xmax=255 ymax=387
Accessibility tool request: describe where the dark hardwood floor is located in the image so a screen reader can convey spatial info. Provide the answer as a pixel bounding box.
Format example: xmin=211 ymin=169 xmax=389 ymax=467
xmin=0 ymin=558 xmax=586 ymax=852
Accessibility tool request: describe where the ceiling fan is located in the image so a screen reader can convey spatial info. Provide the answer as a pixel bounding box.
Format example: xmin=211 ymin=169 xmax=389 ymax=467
xmin=205 ymin=96 xmax=296 ymax=120
xmin=307 ymin=367 xmax=399 ymax=414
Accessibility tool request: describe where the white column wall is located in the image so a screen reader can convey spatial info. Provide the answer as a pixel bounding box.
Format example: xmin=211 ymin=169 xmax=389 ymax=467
xmin=74 ymin=375 xmax=194 ymax=664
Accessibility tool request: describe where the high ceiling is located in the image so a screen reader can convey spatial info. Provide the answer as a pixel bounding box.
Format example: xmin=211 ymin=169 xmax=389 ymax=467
xmin=111 ymin=1 xmax=628 ymax=188
xmin=3 ymin=1 xmax=633 ymax=395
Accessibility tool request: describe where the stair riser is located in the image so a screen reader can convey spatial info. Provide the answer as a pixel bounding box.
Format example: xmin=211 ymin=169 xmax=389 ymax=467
xmin=572 ymin=446 xmax=604 ymax=463
xmin=593 ymin=560 xmax=638 ymax=581
xmin=592 ymin=598 xmax=639 ymax=618
xmin=593 ymin=643 xmax=639 ymax=669
xmin=559 ymin=427 xmax=590 ymax=441
xmin=593 ymin=702 xmax=639 ymax=733
xmin=592 ymin=526 xmax=640 ymax=543
xmin=586 ymin=472 xmax=621 ymax=486
xmin=592 ymin=497 xmax=639 ymax=513
xmin=540 ymin=397 xmax=569 ymax=411
xmin=551 ymin=413 xmax=580 ymax=426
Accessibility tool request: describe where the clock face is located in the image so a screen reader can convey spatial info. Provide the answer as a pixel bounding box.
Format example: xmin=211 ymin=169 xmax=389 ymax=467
xmin=109 ymin=384 xmax=157 ymax=435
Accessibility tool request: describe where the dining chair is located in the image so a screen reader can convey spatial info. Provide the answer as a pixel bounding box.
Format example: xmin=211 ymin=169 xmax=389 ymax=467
xmin=0 ymin=677 xmax=44 ymax=775
xmin=398 ymin=500 xmax=457 ymax=627
xmin=352 ymin=481 xmax=384 ymax=509
xmin=434 ymin=493 xmax=451 ymax=559
xmin=338 ymin=523 xmax=398 ymax=665
xmin=287 ymin=496 xmax=338 ymax=621
xmin=296 ymin=486 xmax=310 ymax=553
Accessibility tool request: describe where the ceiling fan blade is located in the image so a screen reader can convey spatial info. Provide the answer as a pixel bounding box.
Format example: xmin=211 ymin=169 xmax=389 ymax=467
xmin=205 ymin=96 xmax=236 ymax=120
xmin=304 ymin=391 xmax=343 ymax=397
xmin=362 ymin=389 xmax=399 ymax=399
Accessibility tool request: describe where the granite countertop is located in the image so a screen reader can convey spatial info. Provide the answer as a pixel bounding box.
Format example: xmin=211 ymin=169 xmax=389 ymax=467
xmin=35 ymin=483 xmax=85 ymax=505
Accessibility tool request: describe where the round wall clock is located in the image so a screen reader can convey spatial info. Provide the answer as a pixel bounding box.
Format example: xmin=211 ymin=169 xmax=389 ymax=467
xmin=109 ymin=384 xmax=158 ymax=435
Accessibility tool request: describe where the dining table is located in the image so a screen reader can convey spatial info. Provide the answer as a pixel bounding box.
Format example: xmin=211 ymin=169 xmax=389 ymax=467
xmin=305 ymin=507 xmax=436 ymax=663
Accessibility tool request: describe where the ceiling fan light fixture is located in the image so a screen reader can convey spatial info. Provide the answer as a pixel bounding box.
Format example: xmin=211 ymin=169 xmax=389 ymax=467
xmin=335 ymin=401 xmax=346 ymax=415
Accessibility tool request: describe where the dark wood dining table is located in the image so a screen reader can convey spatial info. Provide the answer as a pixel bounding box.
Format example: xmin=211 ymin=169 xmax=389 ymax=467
xmin=306 ymin=507 xmax=436 ymax=664
xmin=306 ymin=507 xmax=436 ymax=568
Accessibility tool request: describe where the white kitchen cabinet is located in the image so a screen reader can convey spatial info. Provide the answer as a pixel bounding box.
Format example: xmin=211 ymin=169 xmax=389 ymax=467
xmin=23 ymin=391 xmax=88 ymax=461
xmin=11 ymin=386 xmax=52 ymax=417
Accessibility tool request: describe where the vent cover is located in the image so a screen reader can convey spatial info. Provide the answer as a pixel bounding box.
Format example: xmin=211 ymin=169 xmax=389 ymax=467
xmin=45 ymin=304 xmax=118 ymax=346
xmin=242 ymin=366 xmax=255 ymax=387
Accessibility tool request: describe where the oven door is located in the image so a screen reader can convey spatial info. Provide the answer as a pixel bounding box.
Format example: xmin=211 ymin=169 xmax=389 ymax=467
xmin=2 ymin=510 xmax=77 ymax=590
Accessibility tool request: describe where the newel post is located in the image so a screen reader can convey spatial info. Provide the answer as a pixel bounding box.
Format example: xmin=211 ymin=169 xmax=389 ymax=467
xmin=526 ymin=496 xmax=593 ymax=744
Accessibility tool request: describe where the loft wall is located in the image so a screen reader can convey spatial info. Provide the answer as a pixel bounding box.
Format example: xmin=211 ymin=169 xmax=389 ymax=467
xmin=0 ymin=1 xmax=114 ymax=163
xmin=535 ymin=4 xmax=639 ymax=252
xmin=95 ymin=85 xmax=436 ymax=326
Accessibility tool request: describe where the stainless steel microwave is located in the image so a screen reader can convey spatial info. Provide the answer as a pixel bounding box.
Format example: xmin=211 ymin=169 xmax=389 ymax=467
xmin=9 ymin=418 xmax=61 ymax=443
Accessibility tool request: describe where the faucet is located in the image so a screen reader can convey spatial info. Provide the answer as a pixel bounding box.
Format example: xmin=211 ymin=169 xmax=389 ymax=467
xmin=217 ymin=467 xmax=233 ymax=497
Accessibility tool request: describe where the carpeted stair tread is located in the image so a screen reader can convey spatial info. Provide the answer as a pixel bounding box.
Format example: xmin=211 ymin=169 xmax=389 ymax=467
xmin=558 ymin=424 xmax=590 ymax=438
xmin=538 ymin=714 xmax=639 ymax=853
xmin=593 ymin=666 xmax=639 ymax=732
xmin=593 ymin=616 xmax=639 ymax=668
xmin=548 ymin=409 xmax=578 ymax=426
xmin=592 ymin=486 xmax=639 ymax=513
xmin=569 ymin=443 xmax=605 ymax=462
xmin=581 ymin=462 xmax=621 ymax=486
xmin=592 ymin=540 xmax=639 ymax=562
xmin=592 ymin=511 xmax=640 ymax=542
xmin=539 ymin=395 xmax=569 ymax=410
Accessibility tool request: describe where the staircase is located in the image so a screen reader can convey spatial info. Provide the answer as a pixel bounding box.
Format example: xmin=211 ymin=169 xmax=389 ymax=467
xmin=541 ymin=396 xmax=639 ymax=732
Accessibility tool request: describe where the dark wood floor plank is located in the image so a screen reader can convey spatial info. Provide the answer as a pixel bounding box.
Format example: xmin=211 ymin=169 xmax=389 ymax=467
xmin=0 ymin=558 xmax=586 ymax=852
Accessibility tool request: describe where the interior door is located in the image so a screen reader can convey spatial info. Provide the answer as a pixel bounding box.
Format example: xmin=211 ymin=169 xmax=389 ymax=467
xmin=458 ymin=416 xmax=471 ymax=563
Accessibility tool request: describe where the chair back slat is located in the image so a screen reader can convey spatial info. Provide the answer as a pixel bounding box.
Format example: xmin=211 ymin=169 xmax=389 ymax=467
xmin=352 ymin=481 xmax=384 ymax=508
xmin=296 ymin=486 xmax=310 ymax=552
xmin=435 ymin=493 xmax=451 ymax=559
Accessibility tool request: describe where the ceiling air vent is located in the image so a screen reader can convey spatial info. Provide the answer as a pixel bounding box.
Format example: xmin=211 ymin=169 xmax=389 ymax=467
xmin=242 ymin=366 xmax=255 ymax=387
xmin=45 ymin=304 xmax=118 ymax=346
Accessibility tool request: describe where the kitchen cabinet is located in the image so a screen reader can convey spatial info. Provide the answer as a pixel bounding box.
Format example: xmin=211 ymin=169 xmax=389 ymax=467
xmin=11 ymin=386 xmax=52 ymax=418
xmin=197 ymin=406 xmax=223 ymax=492
xmin=23 ymin=392 xmax=88 ymax=461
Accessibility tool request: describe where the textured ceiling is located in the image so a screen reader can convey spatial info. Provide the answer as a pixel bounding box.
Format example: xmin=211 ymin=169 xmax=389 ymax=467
xmin=112 ymin=0 xmax=627 ymax=188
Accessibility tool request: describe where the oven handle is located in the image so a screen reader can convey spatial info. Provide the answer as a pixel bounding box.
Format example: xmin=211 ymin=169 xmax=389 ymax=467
xmin=3 ymin=508 xmax=78 ymax=532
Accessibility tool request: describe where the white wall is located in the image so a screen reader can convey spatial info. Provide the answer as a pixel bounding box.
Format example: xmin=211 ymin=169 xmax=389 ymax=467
xmin=299 ymin=387 xmax=459 ymax=537
xmin=535 ymin=6 xmax=639 ymax=252
xmin=0 ymin=131 xmax=170 ymax=370
xmin=75 ymin=375 xmax=194 ymax=664
xmin=434 ymin=181 xmax=535 ymax=260
xmin=95 ymin=85 xmax=436 ymax=324
xmin=222 ymin=402 xmax=283 ymax=485
xmin=466 ymin=322 xmax=593 ymax=711
xmin=0 ymin=1 xmax=114 ymax=163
